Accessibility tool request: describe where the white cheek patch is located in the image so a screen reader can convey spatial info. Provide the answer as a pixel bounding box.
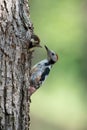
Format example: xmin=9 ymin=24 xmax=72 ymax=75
xmin=31 ymin=39 xmax=34 ymax=43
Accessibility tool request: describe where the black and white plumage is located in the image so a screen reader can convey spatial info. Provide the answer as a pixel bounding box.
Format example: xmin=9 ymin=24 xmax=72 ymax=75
xmin=29 ymin=45 xmax=58 ymax=96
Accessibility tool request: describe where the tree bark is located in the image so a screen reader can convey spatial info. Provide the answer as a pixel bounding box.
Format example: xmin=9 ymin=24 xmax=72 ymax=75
xmin=0 ymin=0 xmax=33 ymax=130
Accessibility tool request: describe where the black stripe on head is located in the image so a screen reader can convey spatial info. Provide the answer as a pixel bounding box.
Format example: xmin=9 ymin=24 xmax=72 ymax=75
xmin=40 ymin=67 xmax=50 ymax=82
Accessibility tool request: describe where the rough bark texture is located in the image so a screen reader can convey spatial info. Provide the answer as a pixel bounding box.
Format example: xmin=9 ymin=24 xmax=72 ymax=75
xmin=0 ymin=0 xmax=33 ymax=130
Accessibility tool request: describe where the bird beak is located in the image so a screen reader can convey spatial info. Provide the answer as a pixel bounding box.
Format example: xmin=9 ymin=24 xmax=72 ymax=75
xmin=44 ymin=45 xmax=51 ymax=53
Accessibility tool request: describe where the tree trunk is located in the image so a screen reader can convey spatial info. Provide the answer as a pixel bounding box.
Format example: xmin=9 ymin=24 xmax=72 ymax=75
xmin=0 ymin=0 xmax=33 ymax=130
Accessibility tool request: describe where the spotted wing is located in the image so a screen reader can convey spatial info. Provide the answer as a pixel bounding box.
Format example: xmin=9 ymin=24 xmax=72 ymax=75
xmin=30 ymin=64 xmax=50 ymax=89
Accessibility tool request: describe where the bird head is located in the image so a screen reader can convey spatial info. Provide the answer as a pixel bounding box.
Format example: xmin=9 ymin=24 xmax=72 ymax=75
xmin=30 ymin=34 xmax=42 ymax=48
xmin=45 ymin=45 xmax=58 ymax=64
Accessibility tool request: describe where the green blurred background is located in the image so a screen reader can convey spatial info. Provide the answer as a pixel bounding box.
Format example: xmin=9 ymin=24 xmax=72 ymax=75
xmin=29 ymin=0 xmax=87 ymax=130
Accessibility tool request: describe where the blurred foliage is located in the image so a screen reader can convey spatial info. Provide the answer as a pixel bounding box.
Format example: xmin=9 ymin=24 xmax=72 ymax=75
xmin=29 ymin=0 xmax=87 ymax=130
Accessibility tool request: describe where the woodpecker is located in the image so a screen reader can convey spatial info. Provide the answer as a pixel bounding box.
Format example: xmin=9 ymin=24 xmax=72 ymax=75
xmin=29 ymin=45 xmax=58 ymax=96
xmin=29 ymin=34 xmax=42 ymax=51
xmin=16 ymin=34 xmax=42 ymax=51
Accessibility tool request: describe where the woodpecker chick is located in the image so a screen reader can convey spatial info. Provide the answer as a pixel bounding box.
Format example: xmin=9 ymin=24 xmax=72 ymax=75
xmin=29 ymin=45 xmax=58 ymax=96
xmin=29 ymin=34 xmax=42 ymax=51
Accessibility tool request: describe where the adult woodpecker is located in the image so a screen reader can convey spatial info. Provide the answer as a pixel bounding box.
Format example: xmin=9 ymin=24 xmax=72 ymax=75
xmin=29 ymin=45 xmax=58 ymax=96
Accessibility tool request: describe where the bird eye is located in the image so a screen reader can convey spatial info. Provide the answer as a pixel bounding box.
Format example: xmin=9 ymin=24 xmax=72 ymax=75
xmin=52 ymin=53 xmax=55 ymax=56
